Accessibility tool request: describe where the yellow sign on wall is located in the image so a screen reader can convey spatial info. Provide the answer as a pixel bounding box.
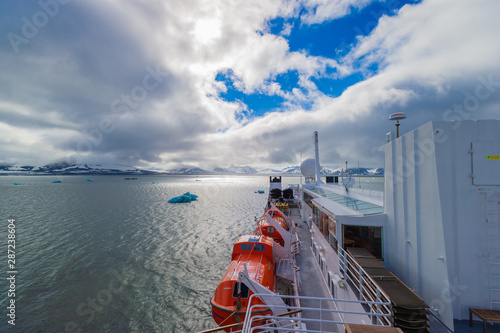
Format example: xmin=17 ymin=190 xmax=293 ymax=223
xmin=486 ymin=155 xmax=500 ymax=160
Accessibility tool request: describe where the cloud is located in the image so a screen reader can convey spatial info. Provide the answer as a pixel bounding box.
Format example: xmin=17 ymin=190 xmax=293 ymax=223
xmin=198 ymin=0 xmax=500 ymax=168
xmin=338 ymin=0 xmax=500 ymax=125
xmin=0 ymin=0 xmax=499 ymax=169
xmin=299 ymin=0 xmax=376 ymax=24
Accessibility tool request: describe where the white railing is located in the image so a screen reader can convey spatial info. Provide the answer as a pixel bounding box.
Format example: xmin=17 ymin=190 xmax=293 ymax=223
xmin=337 ymin=246 xmax=392 ymax=325
xmin=240 ymin=294 xmax=392 ymax=333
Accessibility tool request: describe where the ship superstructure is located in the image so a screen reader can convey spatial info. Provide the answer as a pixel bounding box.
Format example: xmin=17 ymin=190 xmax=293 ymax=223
xmin=296 ymin=121 xmax=500 ymax=332
xmin=202 ymin=120 xmax=500 ymax=333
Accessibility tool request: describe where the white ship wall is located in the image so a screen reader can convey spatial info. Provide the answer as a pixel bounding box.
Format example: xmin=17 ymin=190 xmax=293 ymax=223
xmin=381 ymin=120 xmax=500 ymax=331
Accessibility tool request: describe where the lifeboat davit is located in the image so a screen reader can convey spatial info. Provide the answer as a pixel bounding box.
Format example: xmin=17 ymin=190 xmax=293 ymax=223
xmin=255 ymin=209 xmax=289 ymax=246
xmin=211 ymin=235 xmax=276 ymax=331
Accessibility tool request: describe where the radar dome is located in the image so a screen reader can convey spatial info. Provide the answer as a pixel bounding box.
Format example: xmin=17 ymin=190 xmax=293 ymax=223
xmin=300 ymin=158 xmax=316 ymax=178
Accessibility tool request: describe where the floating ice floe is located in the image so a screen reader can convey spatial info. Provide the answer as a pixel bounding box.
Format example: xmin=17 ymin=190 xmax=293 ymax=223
xmin=168 ymin=192 xmax=198 ymax=203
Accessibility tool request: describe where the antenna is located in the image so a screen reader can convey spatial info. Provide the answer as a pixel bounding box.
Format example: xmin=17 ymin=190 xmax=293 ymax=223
xmin=389 ymin=112 xmax=407 ymax=138
xmin=299 ymin=126 xmax=302 ymax=186
xmin=355 ymin=138 xmax=361 ymax=189
xmin=314 ymin=131 xmax=323 ymax=184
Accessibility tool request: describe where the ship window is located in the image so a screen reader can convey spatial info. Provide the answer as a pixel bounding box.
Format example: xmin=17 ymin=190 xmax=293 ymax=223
xmin=268 ymin=227 xmax=275 ymax=234
xmin=254 ymin=244 xmax=265 ymax=252
xmin=303 ymin=192 xmax=314 ymax=208
xmin=313 ymin=205 xmax=320 ymax=227
xmin=240 ymin=243 xmax=252 ymax=251
xmin=329 ymin=231 xmax=338 ymax=253
xmin=232 ymin=282 xmax=249 ymax=299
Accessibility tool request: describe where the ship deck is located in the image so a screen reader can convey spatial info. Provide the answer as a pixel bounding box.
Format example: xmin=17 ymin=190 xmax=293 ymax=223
xmin=290 ymin=206 xmax=339 ymax=332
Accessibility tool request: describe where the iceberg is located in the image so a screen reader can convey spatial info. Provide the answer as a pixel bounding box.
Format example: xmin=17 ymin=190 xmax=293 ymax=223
xmin=168 ymin=192 xmax=198 ymax=203
xmin=184 ymin=192 xmax=198 ymax=200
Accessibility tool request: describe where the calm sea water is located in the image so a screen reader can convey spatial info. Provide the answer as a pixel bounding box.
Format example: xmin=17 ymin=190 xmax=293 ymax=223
xmin=0 ymin=175 xmax=383 ymax=333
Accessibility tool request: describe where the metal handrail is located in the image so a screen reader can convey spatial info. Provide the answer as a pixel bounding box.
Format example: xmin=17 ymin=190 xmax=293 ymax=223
xmin=196 ymin=309 xmax=302 ymax=333
xmin=337 ymin=246 xmax=392 ymax=324
xmin=241 ymin=293 xmax=392 ymax=333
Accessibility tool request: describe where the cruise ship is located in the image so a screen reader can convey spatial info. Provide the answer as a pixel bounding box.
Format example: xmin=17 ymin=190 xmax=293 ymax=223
xmin=201 ymin=119 xmax=500 ymax=333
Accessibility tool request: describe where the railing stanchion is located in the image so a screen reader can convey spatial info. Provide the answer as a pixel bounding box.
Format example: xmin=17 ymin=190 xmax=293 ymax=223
xmin=376 ymin=288 xmax=381 ymax=325
xmin=320 ymin=297 xmax=323 ymax=332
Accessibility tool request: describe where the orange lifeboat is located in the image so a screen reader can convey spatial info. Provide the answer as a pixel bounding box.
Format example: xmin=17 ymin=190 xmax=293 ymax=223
xmin=255 ymin=209 xmax=289 ymax=246
xmin=211 ymin=235 xmax=276 ymax=331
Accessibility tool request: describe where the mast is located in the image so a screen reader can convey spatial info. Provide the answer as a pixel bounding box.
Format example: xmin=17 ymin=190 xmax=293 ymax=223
xmin=314 ymin=131 xmax=323 ymax=184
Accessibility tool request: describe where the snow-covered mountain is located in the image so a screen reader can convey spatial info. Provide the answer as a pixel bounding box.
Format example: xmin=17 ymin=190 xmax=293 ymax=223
xmin=165 ymin=166 xmax=212 ymax=175
xmin=0 ymin=162 xmax=150 ymax=175
xmin=327 ymin=167 xmax=371 ymax=175
xmin=213 ymin=165 xmax=259 ymax=174
xmin=320 ymin=166 xmax=341 ymax=175
xmin=280 ymin=166 xmax=301 ymax=174
xmin=367 ymin=168 xmax=384 ymax=176
xmin=258 ymin=165 xmax=342 ymax=175
xmin=321 ymin=167 xmax=385 ymax=176
xmin=227 ymin=165 xmax=259 ymax=174
xmin=257 ymin=165 xmax=384 ymax=176
xmin=258 ymin=167 xmax=284 ymax=174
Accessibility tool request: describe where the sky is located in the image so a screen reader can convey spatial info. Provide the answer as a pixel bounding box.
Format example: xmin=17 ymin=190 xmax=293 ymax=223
xmin=1 ymin=0 xmax=499 ymax=170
